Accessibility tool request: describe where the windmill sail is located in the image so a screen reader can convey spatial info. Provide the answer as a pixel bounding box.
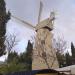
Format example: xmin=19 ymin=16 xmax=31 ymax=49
xmin=38 ymin=1 xmax=43 ymax=24
xmin=11 ymin=15 xmax=35 ymax=29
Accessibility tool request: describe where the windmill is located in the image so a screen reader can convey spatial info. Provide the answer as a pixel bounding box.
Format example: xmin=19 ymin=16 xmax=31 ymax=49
xmin=11 ymin=1 xmax=59 ymax=70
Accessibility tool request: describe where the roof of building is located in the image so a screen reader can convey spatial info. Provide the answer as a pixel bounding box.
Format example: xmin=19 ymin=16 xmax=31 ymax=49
xmin=35 ymin=18 xmax=53 ymax=31
xmin=6 ymin=69 xmax=62 ymax=75
xmin=55 ymin=65 xmax=75 ymax=75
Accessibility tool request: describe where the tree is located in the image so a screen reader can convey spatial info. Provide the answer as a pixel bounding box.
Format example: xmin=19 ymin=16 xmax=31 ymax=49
xmin=53 ymin=37 xmax=67 ymax=67
xmin=26 ymin=40 xmax=33 ymax=70
xmin=71 ymin=42 xmax=75 ymax=64
xmin=0 ymin=40 xmax=33 ymax=73
xmin=53 ymin=37 xmax=67 ymax=54
xmin=0 ymin=0 xmax=10 ymax=56
xmin=71 ymin=42 xmax=75 ymax=58
xmin=5 ymin=34 xmax=19 ymax=66
xmin=6 ymin=51 xmax=19 ymax=64
xmin=65 ymin=51 xmax=71 ymax=66
xmin=5 ymin=34 xmax=18 ymax=54
xmin=19 ymin=40 xmax=33 ymax=70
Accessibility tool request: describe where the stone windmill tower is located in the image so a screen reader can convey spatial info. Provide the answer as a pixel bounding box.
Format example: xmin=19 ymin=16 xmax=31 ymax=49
xmin=11 ymin=1 xmax=59 ymax=70
xmin=32 ymin=2 xmax=59 ymax=70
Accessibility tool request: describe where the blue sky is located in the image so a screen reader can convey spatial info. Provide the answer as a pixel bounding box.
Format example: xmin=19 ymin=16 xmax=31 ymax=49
xmin=0 ymin=0 xmax=75 ymax=61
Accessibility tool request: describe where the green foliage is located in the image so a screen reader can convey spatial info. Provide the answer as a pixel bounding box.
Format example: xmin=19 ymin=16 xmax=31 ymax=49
xmin=57 ymin=42 xmax=75 ymax=67
xmin=65 ymin=51 xmax=72 ymax=66
xmin=26 ymin=40 xmax=33 ymax=70
xmin=19 ymin=52 xmax=27 ymax=63
xmin=6 ymin=63 xmax=26 ymax=73
xmin=7 ymin=51 xmax=19 ymax=63
xmin=0 ymin=40 xmax=33 ymax=74
xmin=26 ymin=40 xmax=33 ymax=64
xmin=0 ymin=63 xmax=27 ymax=74
xmin=71 ymin=42 xmax=75 ymax=58
xmin=56 ymin=52 xmax=66 ymax=68
xmin=0 ymin=65 xmax=8 ymax=74
xmin=0 ymin=51 xmax=31 ymax=74
xmin=71 ymin=42 xmax=75 ymax=64
xmin=19 ymin=40 xmax=33 ymax=70
xmin=0 ymin=0 xmax=10 ymax=56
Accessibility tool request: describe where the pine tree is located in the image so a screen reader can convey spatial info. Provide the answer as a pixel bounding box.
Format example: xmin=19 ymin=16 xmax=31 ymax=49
xmin=26 ymin=40 xmax=33 ymax=70
xmin=0 ymin=0 xmax=10 ymax=56
xmin=26 ymin=40 xmax=33 ymax=56
xmin=65 ymin=51 xmax=71 ymax=66
xmin=71 ymin=42 xmax=75 ymax=57
xmin=71 ymin=42 xmax=75 ymax=64
xmin=7 ymin=51 xmax=19 ymax=64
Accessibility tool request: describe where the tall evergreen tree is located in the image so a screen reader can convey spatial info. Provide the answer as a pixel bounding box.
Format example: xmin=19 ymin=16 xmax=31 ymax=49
xmin=71 ymin=42 xmax=75 ymax=64
xmin=26 ymin=40 xmax=33 ymax=56
xmin=71 ymin=42 xmax=75 ymax=58
xmin=65 ymin=51 xmax=71 ymax=66
xmin=7 ymin=51 xmax=19 ymax=64
xmin=0 ymin=0 xmax=10 ymax=56
xmin=26 ymin=40 xmax=33 ymax=70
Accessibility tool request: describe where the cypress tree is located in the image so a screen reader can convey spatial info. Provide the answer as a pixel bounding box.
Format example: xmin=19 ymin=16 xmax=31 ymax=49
xmin=26 ymin=40 xmax=33 ymax=70
xmin=71 ymin=42 xmax=75 ymax=64
xmin=65 ymin=51 xmax=71 ymax=66
xmin=71 ymin=42 xmax=75 ymax=58
xmin=0 ymin=0 xmax=10 ymax=56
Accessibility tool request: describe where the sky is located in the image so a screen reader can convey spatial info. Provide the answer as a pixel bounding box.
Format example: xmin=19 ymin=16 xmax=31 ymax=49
xmin=0 ymin=0 xmax=75 ymax=61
